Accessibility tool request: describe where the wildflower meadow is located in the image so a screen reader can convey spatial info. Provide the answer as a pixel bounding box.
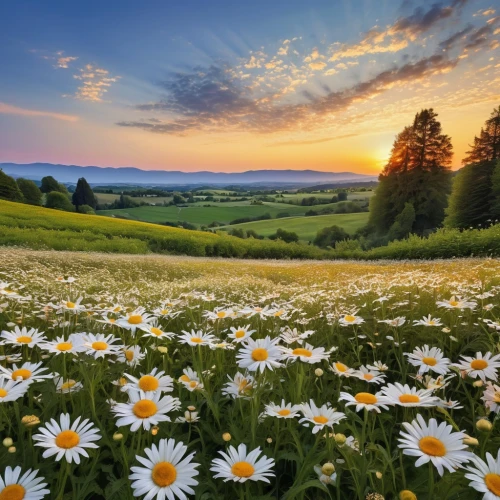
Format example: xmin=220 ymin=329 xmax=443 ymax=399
xmin=1 ymin=249 xmax=500 ymax=499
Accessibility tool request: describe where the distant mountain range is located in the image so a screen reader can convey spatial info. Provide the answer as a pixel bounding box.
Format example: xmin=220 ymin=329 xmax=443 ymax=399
xmin=0 ymin=163 xmax=377 ymax=187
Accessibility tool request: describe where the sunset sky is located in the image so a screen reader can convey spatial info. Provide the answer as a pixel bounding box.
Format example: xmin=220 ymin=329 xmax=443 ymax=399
xmin=0 ymin=0 xmax=499 ymax=174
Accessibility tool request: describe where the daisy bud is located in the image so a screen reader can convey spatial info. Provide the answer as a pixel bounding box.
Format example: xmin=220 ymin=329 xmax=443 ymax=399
xmin=315 ymin=368 xmax=324 ymax=377
xmin=266 ymin=437 xmax=273 ymax=444
xmin=7 ymin=446 xmax=16 ymax=453
xmin=2 ymin=438 xmax=13 ymax=447
xmin=113 ymin=432 xmax=123 ymax=441
xmin=321 ymin=462 xmax=335 ymax=475
xmin=151 ymin=426 xmax=159 ymax=436
xmin=463 ymin=435 xmax=479 ymax=446
xmin=376 ymin=471 xmax=383 ymax=479
xmin=222 ymin=432 xmax=232 ymax=442
xmin=21 ymin=415 xmax=40 ymax=428
xmin=473 ymin=380 xmax=483 ymax=387
xmin=157 ymin=346 xmax=168 ymax=354
xmin=476 ymin=419 xmax=493 ymax=432
xmin=334 ymin=433 xmax=346 ymax=445
xmin=187 ymin=406 xmax=196 ymax=411
xmin=399 ymin=491 xmax=417 ymax=500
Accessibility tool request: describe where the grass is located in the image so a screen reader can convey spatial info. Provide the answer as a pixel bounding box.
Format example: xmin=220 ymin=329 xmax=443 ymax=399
xmin=220 ymin=212 xmax=369 ymax=240
xmin=95 ymin=193 xmax=173 ymax=205
xmin=0 ymin=248 xmax=498 ymax=499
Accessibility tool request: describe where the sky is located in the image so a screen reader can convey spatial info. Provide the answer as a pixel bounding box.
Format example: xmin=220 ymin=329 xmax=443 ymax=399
xmin=0 ymin=0 xmax=499 ymax=175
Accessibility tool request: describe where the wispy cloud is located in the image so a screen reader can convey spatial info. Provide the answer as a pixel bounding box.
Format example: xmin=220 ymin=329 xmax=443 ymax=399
xmin=0 ymin=102 xmax=78 ymax=122
xmin=266 ymin=133 xmax=359 ymax=147
xmin=55 ymin=52 xmax=78 ymax=69
xmin=68 ymin=64 xmax=120 ymax=102
xmin=31 ymin=49 xmax=78 ymax=69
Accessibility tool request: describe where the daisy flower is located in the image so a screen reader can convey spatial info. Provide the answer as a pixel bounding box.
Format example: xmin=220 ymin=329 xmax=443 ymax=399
xmin=0 ymin=378 xmax=30 ymax=402
xmin=367 ymin=361 xmax=389 ymax=372
xmin=352 ymin=366 xmax=386 ymax=384
xmin=405 ymin=345 xmax=450 ymax=375
xmin=139 ymin=323 xmax=176 ymax=341
xmin=330 ymin=361 xmax=354 ymax=377
xmin=281 ymin=342 xmax=332 ymax=364
xmin=178 ymin=329 xmax=218 ymax=347
xmin=465 ymin=450 xmax=500 ymax=499
xmin=339 ymin=314 xmax=364 ymax=326
xmin=482 ymin=382 xmax=500 ymax=414
xmin=112 ymin=390 xmax=181 ymax=431
xmin=398 ymin=414 xmax=472 ymax=476
xmin=130 ymin=438 xmax=199 ymax=500
xmin=381 ymin=383 xmax=438 ymax=407
xmin=118 ymin=345 xmax=146 ymax=367
xmin=378 ymin=317 xmax=406 ymax=327
xmin=1 ymin=327 xmax=47 ymax=349
xmin=33 ymin=413 xmax=101 ymax=464
xmin=222 ymin=372 xmax=255 ymax=399
xmin=0 ymin=362 xmax=52 ymax=384
xmin=314 ymin=462 xmax=337 ymax=486
xmin=59 ymin=297 xmax=85 ymax=313
xmin=454 ymin=352 xmax=500 ymax=382
xmin=236 ymin=336 xmax=283 ymax=373
xmin=54 ymin=377 xmax=83 ymax=394
xmin=39 ymin=334 xmax=84 ymax=355
xmin=279 ymin=327 xmax=315 ymax=345
xmin=81 ymin=333 xmax=123 ymax=359
xmin=413 ymin=315 xmax=443 ymax=327
xmin=339 ymin=391 xmax=390 ymax=413
xmin=0 ymin=466 xmax=49 ymax=500
xmin=178 ymin=368 xmax=204 ymax=392
xmin=210 ymin=443 xmax=275 ymax=483
xmin=264 ymin=400 xmax=301 ymax=419
xmin=228 ymin=325 xmax=255 ymax=343
xmin=175 ymin=409 xmax=200 ymax=424
xmin=436 ymin=296 xmax=477 ymax=310
xmin=116 ymin=307 xmax=153 ymax=334
xmin=122 ymin=368 xmax=174 ymax=394
xmin=55 ymin=276 xmax=76 ymax=283
xmin=299 ymin=400 xmax=346 ymax=434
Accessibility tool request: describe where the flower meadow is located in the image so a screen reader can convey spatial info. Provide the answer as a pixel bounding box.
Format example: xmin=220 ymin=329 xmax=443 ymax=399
xmin=1 ymin=250 xmax=500 ymax=499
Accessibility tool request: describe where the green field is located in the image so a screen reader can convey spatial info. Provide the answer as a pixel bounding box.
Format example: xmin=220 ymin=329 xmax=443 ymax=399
xmin=220 ymin=212 xmax=369 ymax=240
xmin=95 ymin=193 xmax=173 ymax=205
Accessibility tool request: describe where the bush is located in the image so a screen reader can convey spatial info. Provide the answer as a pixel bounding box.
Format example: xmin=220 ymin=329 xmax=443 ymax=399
xmin=0 ymin=171 xmax=24 ymax=202
xmin=17 ymin=178 xmax=42 ymax=206
xmin=313 ymin=225 xmax=350 ymax=248
xmin=269 ymin=228 xmax=299 ymax=243
xmin=45 ymin=191 xmax=74 ymax=211
xmin=77 ymin=204 xmax=95 ymax=215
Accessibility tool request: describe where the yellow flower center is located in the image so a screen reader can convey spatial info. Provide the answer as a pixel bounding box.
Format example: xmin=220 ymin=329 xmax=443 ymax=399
xmin=92 ymin=341 xmax=108 ymax=351
xmin=150 ymin=327 xmax=163 ymax=336
xmin=179 ymin=375 xmax=190 ymax=382
xmin=278 ymin=409 xmax=291 ymax=416
xmin=292 ymin=348 xmax=312 ymax=357
xmin=252 ymin=348 xmax=268 ymax=361
xmin=419 ymin=436 xmax=446 ymax=456
xmin=133 ymin=400 xmax=158 ymax=418
xmin=494 ymin=392 xmax=500 ymax=403
xmin=190 ymin=337 xmax=203 ymax=344
xmin=127 ymin=315 xmax=142 ymax=325
xmin=56 ymin=342 xmax=72 ymax=351
xmin=60 ymin=380 xmax=77 ymax=390
xmin=355 ymin=392 xmax=377 ymax=405
xmin=189 ymin=381 xmax=198 ymax=388
xmin=471 ymin=359 xmax=488 ymax=370
xmin=139 ymin=375 xmax=159 ymax=392
xmin=344 ymin=315 xmax=356 ymax=322
xmin=449 ymin=301 xmax=459 ymax=307
xmin=66 ymin=301 xmax=75 ymax=308
xmin=363 ymin=374 xmax=374 ymax=381
xmin=125 ymin=350 xmax=134 ymax=361
xmin=238 ymin=379 xmax=251 ymax=392
xmin=108 ymin=318 xmax=116 ymax=324
xmin=55 ymin=430 xmax=80 ymax=449
xmin=274 ymin=310 xmax=284 ymax=317
xmin=231 ymin=461 xmax=255 ymax=478
xmin=422 ymin=357 xmax=437 ymax=366
xmin=0 ymin=389 xmax=7 ymax=397
xmin=0 ymin=484 xmax=26 ymax=500
xmin=152 ymin=461 xmax=177 ymax=487
xmin=160 ymin=309 xmax=169 ymax=315
xmin=313 ymin=415 xmax=329 ymax=424
xmin=235 ymin=330 xmax=245 ymax=338
xmin=113 ymin=306 xmax=121 ymax=312
xmin=485 ymin=473 xmax=500 ymax=496
xmin=16 ymin=336 xmax=32 ymax=344
xmin=11 ymin=369 xmax=31 ymax=380
xmin=399 ymin=394 xmax=420 ymax=404
xmin=217 ymin=312 xmax=226 ymax=318
xmin=335 ymin=362 xmax=348 ymax=372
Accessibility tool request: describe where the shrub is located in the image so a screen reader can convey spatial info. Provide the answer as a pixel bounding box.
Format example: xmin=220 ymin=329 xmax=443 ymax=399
xmin=313 ymin=225 xmax=350 ymax=248
xmin=0 ymin=170 xmax=24 ymax=202
xmin=17 ymin=178 xmax=42 ymax=206
xmin=45 ymin=191 xmax=74 ymax=211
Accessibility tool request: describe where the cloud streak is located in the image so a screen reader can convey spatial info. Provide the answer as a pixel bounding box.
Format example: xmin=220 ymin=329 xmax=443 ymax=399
xmin=0 ymin=102 xmax=78 ymax=122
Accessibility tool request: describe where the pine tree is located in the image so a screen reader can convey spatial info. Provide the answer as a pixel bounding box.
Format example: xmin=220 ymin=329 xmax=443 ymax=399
xmin=72 ymin=177 xmax=97 ymax=209
xmin=16 ymin=178 xmax=42 ymax=206
xmin=463 ymin=106 xmax=500 ymax=164
xmin=0 ymin=170 xmax=24 ymax=202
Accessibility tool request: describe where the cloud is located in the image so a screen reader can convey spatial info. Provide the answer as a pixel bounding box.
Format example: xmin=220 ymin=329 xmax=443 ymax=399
xmin=309 ymin=61 xmax=327 ymax=71
xmin=68 ymin=64 xmax=120 ymax=102
xmin=324 ymin=69 xmax=337 ymax=76
xmin=0 ymin=102 xmax=78 ymax=122
xmin=266 ymin=133 xmax=359 ymax=147
xmin=329 ymin=0 xmax=469 ymax=61
xmin=55 ymin=51 xmax=78 ymax=69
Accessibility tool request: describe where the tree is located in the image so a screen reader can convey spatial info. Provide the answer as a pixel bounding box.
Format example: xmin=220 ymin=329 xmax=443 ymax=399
xmin=269 ymin=228 xmax=299 ymax=243
xmin=16 ymin=178 xmax=42 ymax=206
xmin=490 ymin=160 xmax=500 ymax=220
xmin=388 ymin=203 xmax=415 ymax=241
xmin=40 ymin=176 xmax=60 ymax=194
xmin=45 ymin=191 xmax=74 ymax=211
xmin=313 ymin=225 xmax=349 ymax=248
xmin=0 ymin=170 xmax=24 ymax=202
xmin=368 ymin=109 xmax=453 ymax=236
xmin=463 ymin=106 xmax=500 ymax=164
xmin=337 ymin=191 xmax=348 ymax=202
xmin=72 ymin=177 xmax=97 ymax=210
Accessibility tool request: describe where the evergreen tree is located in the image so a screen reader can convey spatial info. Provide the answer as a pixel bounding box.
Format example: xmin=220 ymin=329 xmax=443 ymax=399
xmin=72 ymin=177 xmax=97 ymax=209
xmin=368 ymin=109 xmax=452 ymax=236
xmin=388 ymin=203 xmax=415 ymax=241
xmin=463 ymin=106 xmax=500 ymax=164
xmin=490 ymin=160 xmax=500 ymax=220
xmin=45 ymin=191 xmax=74 ymax=211
xmin=16 ymin=178 xmax=42 ymax=206
xmin=0 ymin=170 xmax=24 ymax=202
xmin=40 ymin=176 xmax=60 ymax=193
